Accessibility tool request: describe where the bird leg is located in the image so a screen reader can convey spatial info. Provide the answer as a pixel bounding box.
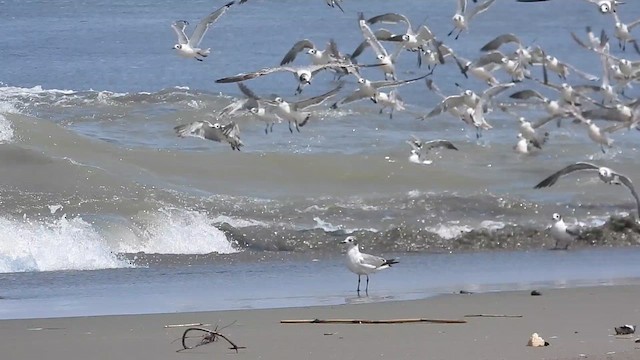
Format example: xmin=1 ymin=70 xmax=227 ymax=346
xmin=289 ymin=121 xmax=293 ymax=133
xmin=365 ymin=275 xmax=370 ymax=294
xmin=357 ymin=275 xmax=361 ymax=294
xmin=195 ymin=58 xmax=204 ymax=62
xmin=447 ymin=27 xmax=456 ymax=37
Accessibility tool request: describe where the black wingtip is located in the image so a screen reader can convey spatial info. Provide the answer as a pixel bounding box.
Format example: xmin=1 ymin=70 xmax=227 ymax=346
xmin=383 ymin=259 xmax=399 ymax=267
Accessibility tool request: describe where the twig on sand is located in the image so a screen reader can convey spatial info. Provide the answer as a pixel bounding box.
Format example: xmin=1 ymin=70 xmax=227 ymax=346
xmin=177 ymin=327 xmax=245 ymax=353
xmin=464 ymin=314 xmax=523 ymax=318
xmin=164 ymin=322 xmax=210 ymax=328
xmin=280 ymin=318 xmax=467 ymax=324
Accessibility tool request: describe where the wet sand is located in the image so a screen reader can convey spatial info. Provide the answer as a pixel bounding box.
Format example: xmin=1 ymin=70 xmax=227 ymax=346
xmin=1 ymin=285 xmax=639 ymax=360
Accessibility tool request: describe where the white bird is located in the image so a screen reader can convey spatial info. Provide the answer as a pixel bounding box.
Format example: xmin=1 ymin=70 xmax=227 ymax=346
xmin=534 ymin=162 xmax=640 ymax=216
xmin=357 ymin=12 xmax=402 ymax=80
xmin=514 ymin=133 xmax=542 ymax=155
xmin=326 ymin=0 xmax=344 ymax=12
xmin=374 ymin=90 xmax=405 ymax=119
xmin=171 ymin=1 xmax=236 ymax=61
xmin=215 ymin=63 xmax=357 ymax=95
xmin=449 ymin=0 xmax=496 ymax=40
xmin=174 ymin=120 xmax=243 ymax=151
xmin=612 ymin=12 xmax=640 ymax=51
xmin=341 ymin=236 xmax=398 ymax=294
xmin=268 ymin=82 xmax=344 ymax=132
xmin=406 ymin=135 xmax=458 ymax=165
xmin=280 ymin=39 xmax=338 ymax=66
xmin=549 ymin=213 xmax=579 ymax=250
xmin=219 ymin=82 xmax=282 ymax=134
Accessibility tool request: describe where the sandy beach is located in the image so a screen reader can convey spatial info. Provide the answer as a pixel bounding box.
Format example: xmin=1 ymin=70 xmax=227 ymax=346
xmin=1 ymin=285 xmax=639 ymax=360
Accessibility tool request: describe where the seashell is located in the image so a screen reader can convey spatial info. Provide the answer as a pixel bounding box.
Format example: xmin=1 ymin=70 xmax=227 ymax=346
xmin=527 ymin=332 xmax=550 ymax=347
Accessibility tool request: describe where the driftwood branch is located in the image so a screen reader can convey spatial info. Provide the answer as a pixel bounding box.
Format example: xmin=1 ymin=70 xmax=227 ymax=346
xmin=164 ymin=322 xmax=210 ymax=328
xmin=280 ymin=318 xmax=466 ymax=324
xmin=464 ymin=314 xmax=523 ymax=318
xmin=178 ymin=327 xmax=245 ymax=353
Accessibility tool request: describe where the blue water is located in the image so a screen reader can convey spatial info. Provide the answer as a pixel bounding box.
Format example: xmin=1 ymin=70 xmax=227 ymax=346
xmin=1 ymin=0 xmax=640 ymax=319
xmin=1 ymin=248 xmax=640 ymax=319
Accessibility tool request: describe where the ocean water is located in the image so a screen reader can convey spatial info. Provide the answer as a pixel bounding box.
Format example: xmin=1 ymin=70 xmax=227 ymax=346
xmin=1 ymin=0 xmax=640 ymax=319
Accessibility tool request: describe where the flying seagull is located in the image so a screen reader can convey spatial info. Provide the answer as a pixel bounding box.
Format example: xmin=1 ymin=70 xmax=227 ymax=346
xmin=174 ymin=120 xmax=243 ymax=151
xmin=534 ymin=162 xmax=640 ymax=216
xmin=171 ymin=1 xmax=237 ymax=61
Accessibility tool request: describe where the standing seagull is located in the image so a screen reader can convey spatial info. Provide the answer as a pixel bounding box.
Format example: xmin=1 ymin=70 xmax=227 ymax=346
xmin=549 ymin=213 xmax=579 ymax=250
xmin=171 ymin=1 xmax=237 ymax=61
xmin=534 ymin=162 xmax=640 ymax=216
xmin=341 ymin=236 xmax=398 ymax=295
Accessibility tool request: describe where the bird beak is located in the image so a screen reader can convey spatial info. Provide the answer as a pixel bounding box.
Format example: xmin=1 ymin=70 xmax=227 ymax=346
xmin=340 ymin=239 xmax=348 ymax=244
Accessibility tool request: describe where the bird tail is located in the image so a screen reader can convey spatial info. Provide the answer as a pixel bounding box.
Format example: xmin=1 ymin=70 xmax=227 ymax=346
xmin=381 ymin=259 xmax=399 ymax=267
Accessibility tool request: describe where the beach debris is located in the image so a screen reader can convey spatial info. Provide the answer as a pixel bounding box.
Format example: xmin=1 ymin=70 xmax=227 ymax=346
xmin=530 ymin=290 xmax=542 ymax=296
xmin=464 ymin=314 xmax=523 ymax=318
xmin=176 ymin=323 xmax=245 ymax=353
xmin=164 ymin=322 xmax=210 ymax=328
xmin=458 ymin=290 xmax=474 ymax=294
xmin=634 ymin=338 xmax=640 ymax=343
xmin=527 ymin=332 xmax=550 ymax=347
xmin=614 ymin=324 xmax=636 ymax=335
xmin=26 ymin=327 xmax=65 ymax=331
xmin=280 ymin=318 xmax=467 ymax=324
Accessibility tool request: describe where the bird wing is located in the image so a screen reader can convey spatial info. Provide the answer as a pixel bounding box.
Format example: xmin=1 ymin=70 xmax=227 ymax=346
xmin=480 ymin=33 xmax=521 ymax=52
xmin=360 ymin=253 xmax=386 ymax=268
xmin=426 ymin=95 xmax=465 ymax=118
xmin=510 ymin=89 xmax=546 ymax=101
xmin=457 ymin=0 xmax=467 ymax=15
xmin=367 ymin=13 xmax=411 ymax=33
xmin=280 ymin=39 xmax=316 ymax=65
xmin=189 ymin=1 xmax=235 ymax=47
xmin=616 ymin=173 xmax=640 ymax=215
xmin=294 ymin=82 xmax=344 ymax=110
xmin=371 ymin=73 xmax=430 ymax=89
xmin=468 ymin=0 xmax=496 ymax=20
xmin=215 ymin=66 xmax=287 ymax=83
xmin=482 ymin=82 xmax=515 ymax=100
xmin=237 ymin=82 xmax=260 ymax=100
xmin=534 ymin=162 xmax=600 ymax=189
xmin=171 ymin=21 xmax=190 ymax=44
xmin=358 ymin=13 xmax=389 ymax=58
xmin=423 ymin=140 xmax=458 ymax=151
xmin=628 ymin=17 xmax=640 ymax=30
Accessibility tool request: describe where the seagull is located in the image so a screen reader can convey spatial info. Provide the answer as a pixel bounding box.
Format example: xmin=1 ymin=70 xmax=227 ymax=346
xmin=341 ymin=236 xmax=398 ymax=295
xmin=374 ymin=90 xmax=405 ymax=119
xmin=331 ymin=73 xmax=430 ymax=108
xmin=174 ymin=120 xmax=243 ymax=151
xmin=171 ymin=1 xmax=236 ymax=61
xmin=215 ymin=63 xmax=359 ymax=95
xmin=549 ymin=213 xmax=579 ymax=250
xmin=534 ymin=162 xmax=640 ymax=216
xmin=449 ymin=0 xmax=496 ymax=40
xmin=219 ymin=82 xmax=282 ymax=134
xmin=280 ymin=39 xmax=337 ymax=66
xmin=406 ymin=135 xmax=458 ymax=165
xmin=326 ymin=0 xmax=344 ymax=12
xmin=514 ymin=133 xmax=546 ymax=155
xmin=357 ymin=12 xmax=402 ymax=80
xmin=365 ymin=13 xmax=437 ymax=52
xmin=516 ymin=0 xmax=623 ymax=13
xmin=268 ymin=82 xmax=344 ymax=132
xmin=612 ymin=12 xmax=640 ymax=51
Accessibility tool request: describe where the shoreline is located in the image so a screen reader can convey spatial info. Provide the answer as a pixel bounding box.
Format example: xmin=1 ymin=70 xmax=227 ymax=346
xmin=2 ymin=285 xmax=639 ymax=359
